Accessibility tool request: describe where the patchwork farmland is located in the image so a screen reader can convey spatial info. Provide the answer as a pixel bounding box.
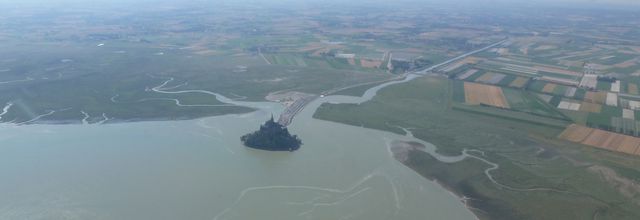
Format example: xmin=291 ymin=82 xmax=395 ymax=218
xmin=463 ymin=82 xmax=510 ymax=108
xmin=560 ymin=124 xmax=640 ymax=156
xmin=441 ymin=36 xmax=640 ymax=148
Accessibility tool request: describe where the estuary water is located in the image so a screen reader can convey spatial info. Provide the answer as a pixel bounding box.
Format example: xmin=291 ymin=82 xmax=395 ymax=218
xmin=0 ymin=74 xmax=476 ymax=220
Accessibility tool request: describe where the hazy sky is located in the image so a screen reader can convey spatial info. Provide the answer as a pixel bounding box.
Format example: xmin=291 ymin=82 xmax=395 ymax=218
xmin=431 ymin=0 xmax=640 ymax=6
xmin=1 ymin=0 xmax=638 ymax=3
xmin=534 ymin=0 xmax=639 ymax=4
xmin=0 ymin=0 xmax=638 ymax=8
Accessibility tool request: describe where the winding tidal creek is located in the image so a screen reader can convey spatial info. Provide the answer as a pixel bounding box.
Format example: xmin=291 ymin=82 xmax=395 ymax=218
xmin=0 ymin=74 xmax=477 ymax=220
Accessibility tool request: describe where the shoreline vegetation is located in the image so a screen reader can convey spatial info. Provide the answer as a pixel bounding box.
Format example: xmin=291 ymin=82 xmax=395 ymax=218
xmin=314 ymin=76 xmax=640 ymax=220
xmin=389 ymin=140 xmax=481 ymax=217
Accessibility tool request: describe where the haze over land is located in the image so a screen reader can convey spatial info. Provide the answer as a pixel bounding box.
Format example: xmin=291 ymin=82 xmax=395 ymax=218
xmin=0 ymin=0 xmax=639 ymax=219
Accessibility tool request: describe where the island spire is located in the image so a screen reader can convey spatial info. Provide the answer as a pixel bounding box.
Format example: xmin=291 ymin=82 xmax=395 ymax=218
xmin=241 ymin=116 xmax=302 ymax=151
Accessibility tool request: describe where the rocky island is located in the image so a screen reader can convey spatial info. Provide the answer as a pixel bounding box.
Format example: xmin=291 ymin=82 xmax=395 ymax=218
xmin=241 ymin=116 xmax=302 ymax=151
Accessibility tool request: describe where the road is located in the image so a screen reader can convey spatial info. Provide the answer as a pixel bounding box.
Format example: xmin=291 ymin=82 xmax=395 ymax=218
xmin=277 ymin=95 xmax=317 ymax=126
xmin=276 ymin=38 xmax=508 ymax=126
xmin=415 ymin=38 xmax=508 ymax=75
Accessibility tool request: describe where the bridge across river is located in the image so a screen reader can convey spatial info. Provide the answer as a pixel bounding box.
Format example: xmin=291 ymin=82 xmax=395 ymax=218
xmin=277 ymin=95 xmax=317 ymax=126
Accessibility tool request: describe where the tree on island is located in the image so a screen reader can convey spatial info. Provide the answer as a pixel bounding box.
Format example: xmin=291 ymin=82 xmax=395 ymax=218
xmin=241 ymin=115 xmax=302 ymax=151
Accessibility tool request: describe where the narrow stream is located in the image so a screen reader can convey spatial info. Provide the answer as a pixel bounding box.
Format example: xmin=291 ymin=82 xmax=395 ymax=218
xmin=0 ymin=73 xmax=479 ymax=220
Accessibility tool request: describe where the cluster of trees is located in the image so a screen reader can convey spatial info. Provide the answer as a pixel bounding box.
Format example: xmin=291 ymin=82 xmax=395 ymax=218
xmin=427 ymin=37 xmax=476 ymax=51
xmin=390 ymin=58 xmax=434 ymax=74
xmin=597 ymin=75 xmax=617 ymax=82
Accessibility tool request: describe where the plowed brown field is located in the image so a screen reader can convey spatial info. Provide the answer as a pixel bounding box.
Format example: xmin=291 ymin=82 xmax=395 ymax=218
xmin=464 ymin=82 xmax=509 ymax=108
xmin=542 ymin=83 xmax=557 ymax=93
xmin=585 ymin=91 xmax=608 ymax=104
xmin=579 ymin=102 xmax=602 ymax=113
xmin=559 ymin=124 xmax=640 ymax=156
xmin=509 ymin=77 xmax=528 ymax=88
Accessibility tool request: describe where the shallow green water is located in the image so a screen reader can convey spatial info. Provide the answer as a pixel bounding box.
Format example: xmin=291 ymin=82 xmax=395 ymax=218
xmin=0 ymin=78 xmax=475 ymax=220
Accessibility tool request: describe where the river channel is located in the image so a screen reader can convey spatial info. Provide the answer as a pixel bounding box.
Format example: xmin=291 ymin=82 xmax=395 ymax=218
xmin=0 ymin=74 xmax=476 ymax=220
